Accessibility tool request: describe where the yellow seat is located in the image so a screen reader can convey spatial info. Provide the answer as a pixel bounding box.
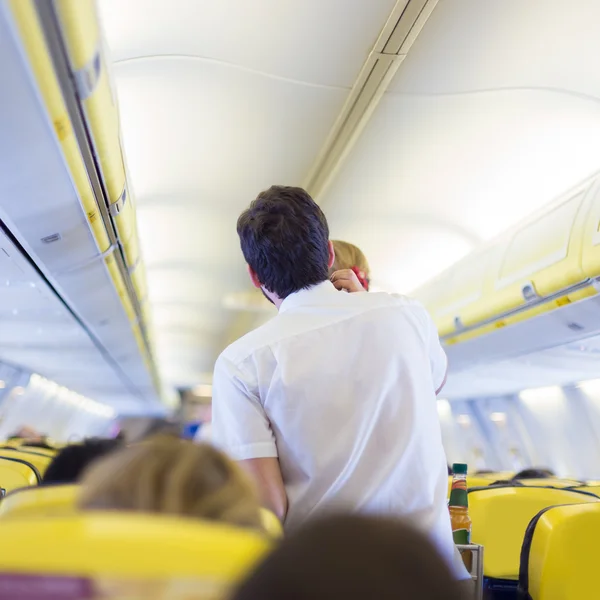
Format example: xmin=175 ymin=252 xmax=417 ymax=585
xmin=0 ymin=462 xmax=37 ymax=493
xmin=0 ymin=484 xmax=284 ymax=540
xmin=17 ymin=445 xmax=58 ymax=458
xmin=512 ymin=478 xmax=583 ymax=488
xmin=0 ymin=449 xmax=51 ymax=480
xmin=469 ymin=486 xmax=599 ymax=580
xmin=0 ymin=484 xmax=78 ymax=518
xmin=0 ymin=512 xmax=270 ymax=597
xmin=520 ymin=502 xmax=600 ymax=600
xmin=0 ymin=456 xmax=40 ymax=491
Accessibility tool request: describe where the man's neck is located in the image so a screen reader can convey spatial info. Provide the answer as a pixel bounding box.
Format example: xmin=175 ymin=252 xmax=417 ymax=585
xmin=261 ymin=287 xmax=284 ymax=310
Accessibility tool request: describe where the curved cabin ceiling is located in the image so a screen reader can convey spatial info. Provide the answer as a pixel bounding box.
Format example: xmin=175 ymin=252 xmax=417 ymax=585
xmin=97 ymin=0 xmax=600 ymax=391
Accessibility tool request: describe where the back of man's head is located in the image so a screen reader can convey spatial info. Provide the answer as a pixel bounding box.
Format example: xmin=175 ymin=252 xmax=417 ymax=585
xmin=237 ymin=186 xmax=330 ymax=299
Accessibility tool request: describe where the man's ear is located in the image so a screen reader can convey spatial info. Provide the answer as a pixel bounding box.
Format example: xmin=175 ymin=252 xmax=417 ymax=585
xmin=327 ymin=240 xmax=335 ymax=269
xmin=247 ymin=264 xmax=262 ymax=289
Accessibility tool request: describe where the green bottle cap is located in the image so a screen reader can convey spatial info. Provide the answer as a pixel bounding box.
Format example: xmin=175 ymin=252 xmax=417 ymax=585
xmin=452 ymin=463 xmax=468 ymax=475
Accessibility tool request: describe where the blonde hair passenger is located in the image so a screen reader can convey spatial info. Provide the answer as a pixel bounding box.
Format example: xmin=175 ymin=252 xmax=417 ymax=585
xmin=330 ymin=240 xmax=370 ymax=275
xmin=330 ymin=240 xmax=370 ymax=292
xmin=79 ymin=436 xmax=263 ymax=530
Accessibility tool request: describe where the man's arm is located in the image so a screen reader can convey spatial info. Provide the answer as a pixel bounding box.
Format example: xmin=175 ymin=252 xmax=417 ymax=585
xmin=211 ymin=355 xmax=288 ymax=520
xmin=239 ymin=457 xmax=288 ymax=521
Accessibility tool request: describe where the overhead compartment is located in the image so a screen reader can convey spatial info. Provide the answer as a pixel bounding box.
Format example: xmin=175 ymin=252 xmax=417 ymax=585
xmin=414 ymin=171 xmax=600 ymax=344
xmin=2 ymin=0 xmax=160 ymax=402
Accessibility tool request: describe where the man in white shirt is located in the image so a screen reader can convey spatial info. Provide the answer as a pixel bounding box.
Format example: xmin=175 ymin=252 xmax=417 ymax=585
xmin=212 ymin=186 xmax=467 ymax=579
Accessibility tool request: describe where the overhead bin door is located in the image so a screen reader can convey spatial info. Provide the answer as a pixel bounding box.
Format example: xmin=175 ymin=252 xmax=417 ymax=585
xmin=492 ymin=184 xmax=589 ymax=312
xmin=580 ymin=176 xmax=600 ymax=280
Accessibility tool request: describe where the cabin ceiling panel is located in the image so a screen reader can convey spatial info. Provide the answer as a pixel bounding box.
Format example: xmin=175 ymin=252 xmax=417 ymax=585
xmin=389 ymin=0 xmax=600 ymax=98
xmin=114 ymin=58 xmax=348 ymax=199
xmin=98 ymin=0 xmax=397 ymax=87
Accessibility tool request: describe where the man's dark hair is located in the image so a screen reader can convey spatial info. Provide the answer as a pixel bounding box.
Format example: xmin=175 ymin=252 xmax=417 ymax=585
xmin=42 ymin=438 xmax=122 ymax=485
xmin=231 ymin=514 xmax=464 ymax=600
xmin=237 ymin=186 xmax=330 ymax=299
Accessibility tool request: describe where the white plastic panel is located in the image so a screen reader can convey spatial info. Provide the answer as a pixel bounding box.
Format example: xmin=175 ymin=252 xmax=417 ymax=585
xmin=516 ymin=386 xmax=600 ymax=479
xmin=438 ymin=399 xmax=491 ymax=470
xmin=0 ymin=373 xmax=116 ymax=442
xmin=470 ymin=397 xmax=533 ymax=473
xmin=0 ymin=227 xmax=152 ymax=414
xmin=98 ymin=0 xmax=397 ymax=87
xmin=389 ymin=0 xmax=600 ymax=99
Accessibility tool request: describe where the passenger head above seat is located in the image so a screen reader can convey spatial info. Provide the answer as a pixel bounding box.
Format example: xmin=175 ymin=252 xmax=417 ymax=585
xmin=79 ymin=436 xmax=263 ymax=530
xmin=42 ymin=438 xmax=121 ymax=485
xmin=231 ymin=514 xmax=464 ymax=600
xmin=514 ymin=468 xmax=555 ymax=480
xmin=329 ymin=240 xmax=370 ymax=291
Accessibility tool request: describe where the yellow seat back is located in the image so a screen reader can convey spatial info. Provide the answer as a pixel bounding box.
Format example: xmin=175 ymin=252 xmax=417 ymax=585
xmin=0 ymin=513 xmax=270 ymax=598
xmin=469 ymin=486 xmax=599 ymax=580
xmin=0 ymin=449 xmax=51 ymax=479
xmin=521 ymin=502 xmax=600 ymax=600
xmin=512 ymin=478 xmax=583 ymax=488
xmin=17 ymin=445 xmax=58 ymax=458
xmin=0 ymin=456 xmax=40 ymax=491
xmin=566 ymin=484 xmax=600 ymax=496
xmin=0 ymin=484 xmax=79 ymax=519
xmin=0 ymin=485 xmax=285 ymax=541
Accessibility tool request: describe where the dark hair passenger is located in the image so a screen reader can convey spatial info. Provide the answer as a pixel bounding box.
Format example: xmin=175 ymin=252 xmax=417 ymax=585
xmin=42 ymin=438 xmax=122 ymax=485
xmin=232 ymin=515 xmax=465 ymax=600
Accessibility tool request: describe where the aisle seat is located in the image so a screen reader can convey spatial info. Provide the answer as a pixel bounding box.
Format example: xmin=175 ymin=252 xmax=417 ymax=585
xmin=0 ymin=484 xmax=78 ymax=519
xmin=0 ymin=484 xmax=284 ymax=538
xmin=469 ymin=486 xmax=599 ymax=581
xmin=519 ymin=502 xmax=600 ymax=600
xmin=512 ymin=478 xmax=582 ymax=488
xmin=0 ymin=449 xmax=50 ymax=479
xmin=566 ymin=484 xmax=600 ymax=496
xmin=17 ymin=445 xmax=58 ymax=458
xmin=0 ymin=512 xmax=270 ymax=598
xmin=0 ymin=456 xmax=40 ymax=492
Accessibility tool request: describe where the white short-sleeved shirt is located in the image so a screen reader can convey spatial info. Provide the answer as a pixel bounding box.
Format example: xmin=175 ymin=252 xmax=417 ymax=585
xmin=212 ymin=281 xmax=467 ymax=578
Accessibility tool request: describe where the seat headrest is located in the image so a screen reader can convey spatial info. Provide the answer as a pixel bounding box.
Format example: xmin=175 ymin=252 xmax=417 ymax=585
xmin=519 ymin=502 xmax=600 ymax=599
xmin=0 ymin=512 xmax=270 ymax=597
xmin=469 ymin=485 xmax=599 ymax=580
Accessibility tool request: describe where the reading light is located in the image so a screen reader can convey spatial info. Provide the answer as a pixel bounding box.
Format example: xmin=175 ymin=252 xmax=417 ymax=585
xmin=519 ymin=386 xmax=562 ymax=403
xmin=456 ymin=414 xmax=471 ymax=427
xmin=490 ymin=412 xmax=507 ymax=425
xmin=577 ymin=379 xmax=600 ymax=396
